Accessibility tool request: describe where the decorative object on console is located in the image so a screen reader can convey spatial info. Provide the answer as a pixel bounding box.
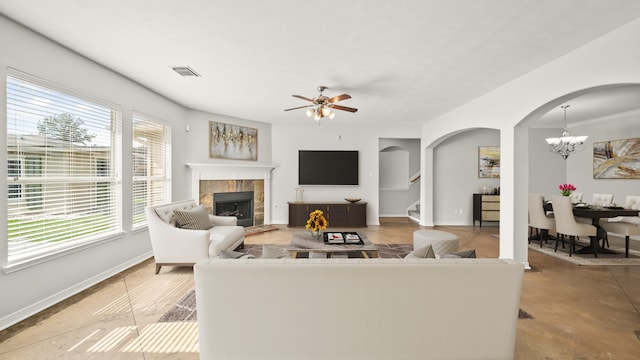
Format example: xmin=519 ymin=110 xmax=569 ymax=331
xmin=305 ymin=209 xmax=328 ymax=240
xmin=209 ymin=121 xmax=257 ymax=160
xmin=593 ymin=137 xmax=640 ymax=179
xmin=558 ymin=183 xmax=576 ymax=197
xmin=295 ymin=187 xmax=304 ymax=203
xmin=284 ymin=85 xmax=357 ymax=126
xmin=345 ymin=197 xmax=361 ymax=203
xmin=545 ymin=105 xmax=588 ymax=160
xmin=478 ymin=146 xmax=500 ymax=178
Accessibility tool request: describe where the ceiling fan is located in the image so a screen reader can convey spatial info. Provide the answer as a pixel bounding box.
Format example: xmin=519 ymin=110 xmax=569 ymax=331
xmin=284 ymin=86 xmax=357 ymax=122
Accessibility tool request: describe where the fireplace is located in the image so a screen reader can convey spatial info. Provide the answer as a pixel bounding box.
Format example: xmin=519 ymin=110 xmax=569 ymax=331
xmin=186 ymin=163 xmax=275 ymax=226
xmin=214 ymin=191 xmax=254 ymax=227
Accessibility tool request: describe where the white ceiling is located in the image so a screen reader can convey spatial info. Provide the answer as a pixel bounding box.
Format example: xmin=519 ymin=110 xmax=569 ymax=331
xmin=2 ymin=0 xmax=640 ymax=127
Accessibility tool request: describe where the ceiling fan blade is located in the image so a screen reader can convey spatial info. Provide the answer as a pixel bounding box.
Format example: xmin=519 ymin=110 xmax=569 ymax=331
xmin=331 ymin=104 xmax=358 ymax=113
xmin=292 ymin=95 xmax=315 ymax=102
xmin=284 ymin=104 xmax=314 ymax=111
xmin=328 ymin=94 xmax=351 ymax=103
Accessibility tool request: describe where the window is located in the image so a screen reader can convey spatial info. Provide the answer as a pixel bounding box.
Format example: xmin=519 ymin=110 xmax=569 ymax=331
xmin=7 ymin=158 xmax=22 ymax=199
xmin=132 ymin=113 xmax=171 ymax=228
xmin=6 ymin=71 xmax=122 ymax=264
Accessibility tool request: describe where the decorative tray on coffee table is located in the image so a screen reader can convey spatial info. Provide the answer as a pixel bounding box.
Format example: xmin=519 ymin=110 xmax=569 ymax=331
xmin=324 ymin=232 xmax=363 ymax=245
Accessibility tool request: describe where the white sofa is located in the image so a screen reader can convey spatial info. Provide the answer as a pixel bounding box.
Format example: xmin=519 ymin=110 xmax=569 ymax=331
xmin=195 ymin=258 xmax=524 ymax=360
xmin=145 ymin=199 xmax=244 ymax=274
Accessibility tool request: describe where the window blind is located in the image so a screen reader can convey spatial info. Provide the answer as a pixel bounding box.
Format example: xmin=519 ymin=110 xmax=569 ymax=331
xmin=132 ymin=113 xmax=171 ymax=228
xmin=6 ymin=72 xmax=122 ymax=263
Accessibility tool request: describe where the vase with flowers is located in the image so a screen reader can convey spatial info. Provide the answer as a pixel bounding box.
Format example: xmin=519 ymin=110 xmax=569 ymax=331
xmin=305 ymin=209 xmax=328 ymax=240
xmin=558 ymin=183 xmax=576 ymax=196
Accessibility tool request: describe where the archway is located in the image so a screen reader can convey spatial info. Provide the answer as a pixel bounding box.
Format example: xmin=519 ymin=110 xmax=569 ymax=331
xmin=514 ymin=83 xmax=640 ymax=265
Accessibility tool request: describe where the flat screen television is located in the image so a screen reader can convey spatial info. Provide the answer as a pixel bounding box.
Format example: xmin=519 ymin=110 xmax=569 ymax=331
xmin=298 ymin=150 xmax=359 ymax=185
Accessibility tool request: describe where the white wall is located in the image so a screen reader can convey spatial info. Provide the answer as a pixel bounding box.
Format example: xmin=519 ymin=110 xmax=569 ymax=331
xmin=566 ymin=111 xmax=640 ymax=203
xmin=270 ymin=122 xmax=421 ymax=225
xmin=434 ymin=129 xmax=500 ymax=225
xmin=528 ymin=128 xmax=566 ymax=199
xmin=0 ymin=16 xmax=188 ymax=330
xmin=379 ymin=138 xmax=420 ymax=216
xmin=379 ymin=150 xmax=409 ymax=189
xmin=181 ymin=109 xmax=273 ymax=166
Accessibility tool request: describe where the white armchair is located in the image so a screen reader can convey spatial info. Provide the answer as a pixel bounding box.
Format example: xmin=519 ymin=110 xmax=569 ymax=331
xmin=602 ymin=195 xmax=640 ymax=258
xmin=145 ymin=199 xmax=245 ymax=274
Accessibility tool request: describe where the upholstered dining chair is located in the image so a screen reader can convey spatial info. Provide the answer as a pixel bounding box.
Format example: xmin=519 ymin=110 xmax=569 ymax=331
xmin=601 ymin=195 xmax=640 ymax=258
xmin=569 ymin=192 xmax=583 ymax=204
xmin=552 ymin=195 xmax=597 ymax=257
xmin=528 ymin=194 xmax=556 ymax=247
xmin=591 ymin=193 xmax=614 ymax=207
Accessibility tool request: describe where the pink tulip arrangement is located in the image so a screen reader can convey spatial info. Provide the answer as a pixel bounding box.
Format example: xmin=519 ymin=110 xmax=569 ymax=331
xmin=558 ymin=183 xmax=576 ymax=196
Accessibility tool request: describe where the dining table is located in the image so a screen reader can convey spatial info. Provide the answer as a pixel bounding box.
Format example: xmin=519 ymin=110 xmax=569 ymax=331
xmin=543 ymin=202 xmax=640 ymax=257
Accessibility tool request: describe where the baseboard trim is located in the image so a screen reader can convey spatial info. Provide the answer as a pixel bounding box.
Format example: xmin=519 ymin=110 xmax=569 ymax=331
xmin=0 ymin=251 xmax=153 ymax=331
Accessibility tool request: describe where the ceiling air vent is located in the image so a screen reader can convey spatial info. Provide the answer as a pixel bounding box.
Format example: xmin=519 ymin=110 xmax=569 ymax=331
xmin=172 ymin=66 xmax=201 ymax=77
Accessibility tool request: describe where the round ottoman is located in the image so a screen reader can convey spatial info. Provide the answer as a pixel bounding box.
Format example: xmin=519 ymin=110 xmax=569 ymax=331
xmin=413 ymin=230 xmax=459 ymax=258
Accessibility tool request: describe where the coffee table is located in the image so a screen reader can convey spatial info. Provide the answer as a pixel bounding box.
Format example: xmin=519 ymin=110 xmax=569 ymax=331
xmin=288 ymin=231 xmax=379 ymax=259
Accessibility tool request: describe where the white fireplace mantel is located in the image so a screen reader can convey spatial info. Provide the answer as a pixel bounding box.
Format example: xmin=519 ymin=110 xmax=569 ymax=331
xmin=185 ymin=163 xmax=276 ymax=224
xmin=185 ymin=163 xmax=276 ymax=180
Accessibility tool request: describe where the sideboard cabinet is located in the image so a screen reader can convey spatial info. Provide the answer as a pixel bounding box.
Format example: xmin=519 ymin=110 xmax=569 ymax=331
xmin=288 ymin=202 xmax=367 ymax=227
xmin=473 ymin=194 xmax=500 ymax=227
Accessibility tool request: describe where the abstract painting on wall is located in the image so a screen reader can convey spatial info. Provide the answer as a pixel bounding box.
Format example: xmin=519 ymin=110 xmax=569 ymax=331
xmin=593 ymin=137 xmax=640 ymax=179
xmin=209 ymin=121 xmax=258 ymax=160
xmin=478 ymin=146 xmax=500 ymax=178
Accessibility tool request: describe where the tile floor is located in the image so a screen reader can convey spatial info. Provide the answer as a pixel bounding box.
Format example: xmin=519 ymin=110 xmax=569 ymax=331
xmin=1 ymin=219 xmax=639 ymax=359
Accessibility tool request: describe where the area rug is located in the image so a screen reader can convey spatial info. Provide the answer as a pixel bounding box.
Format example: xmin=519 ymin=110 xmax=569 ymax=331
xmin=528 ymin=238 xmax=640 ymax=266
xmin=158 ymin=243 xmax=533 ymax=322
xmin=244 ymin=224 xmax=279 ymax=236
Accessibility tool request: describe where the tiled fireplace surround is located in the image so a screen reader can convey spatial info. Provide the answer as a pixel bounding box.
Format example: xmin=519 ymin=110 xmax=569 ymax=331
xmin=186 ymin=163 xmax=275 ymax=226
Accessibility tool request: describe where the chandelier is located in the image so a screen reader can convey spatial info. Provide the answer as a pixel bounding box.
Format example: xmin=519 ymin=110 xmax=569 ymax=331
xmin=545 ymin=105 xmax=588 ymax=160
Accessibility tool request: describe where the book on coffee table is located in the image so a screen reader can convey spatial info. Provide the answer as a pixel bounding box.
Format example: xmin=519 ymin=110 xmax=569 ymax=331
xmin=344 ymin=233 xmax=361 ymax=244
xmin=326 ymin=232 xmax=344 ymax=244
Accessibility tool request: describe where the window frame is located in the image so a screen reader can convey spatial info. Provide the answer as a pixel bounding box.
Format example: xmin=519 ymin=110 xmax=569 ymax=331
xmin=5 ymin=69 xmax=124 ymax=271
xmin=131 ymin=112 xmax=171 ymax=230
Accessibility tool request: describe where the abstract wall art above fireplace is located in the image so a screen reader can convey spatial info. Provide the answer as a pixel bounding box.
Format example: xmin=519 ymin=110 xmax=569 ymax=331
xmin=209 ymin=121 xmax=258 ymax=160
xmin=593 ymin=137 xmax=640 ymax=179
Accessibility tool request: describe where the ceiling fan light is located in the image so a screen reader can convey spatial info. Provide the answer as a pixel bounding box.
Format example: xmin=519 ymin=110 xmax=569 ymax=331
xmin=306 ymin=109 xmax=315 ymax=117
xmin=314 ymin=112 xmax=321 ymax=121
xmin=321 ymin=106 xmax=331 ymax=116
xmin=329 ymin=112 xmax=335 ymax=119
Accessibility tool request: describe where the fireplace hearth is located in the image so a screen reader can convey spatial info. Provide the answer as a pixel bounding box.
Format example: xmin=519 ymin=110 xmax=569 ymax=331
xmin=214 ymin=191 xmax=254 ymax=227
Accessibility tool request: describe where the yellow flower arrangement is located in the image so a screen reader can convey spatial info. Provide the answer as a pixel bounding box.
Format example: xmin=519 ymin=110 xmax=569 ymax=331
xmin=305 ymin=209 xmax=328 ymax=232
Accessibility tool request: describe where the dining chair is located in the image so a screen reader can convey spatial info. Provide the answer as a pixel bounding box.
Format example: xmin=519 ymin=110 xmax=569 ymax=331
xmin=552 ymin=195 xmax=597 ymax=257
xmin=569 ymin=192 xmax=583 ymax=204
xmin=528 ymin=194 xmax=556 ymax=247
xmin=601 ymin=195 xmax=640 ymax=258
xmin=591 ymin=193 xmax=614 ymax=207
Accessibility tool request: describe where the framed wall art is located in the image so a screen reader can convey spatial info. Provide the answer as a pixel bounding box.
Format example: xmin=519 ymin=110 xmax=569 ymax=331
xmin=593 ymin=137 xmax=640 ymax=179
xmin=478 ymin=146 xmax=500 ymax=178
xmin=209 ymin=121 xmax=258 ymax=161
